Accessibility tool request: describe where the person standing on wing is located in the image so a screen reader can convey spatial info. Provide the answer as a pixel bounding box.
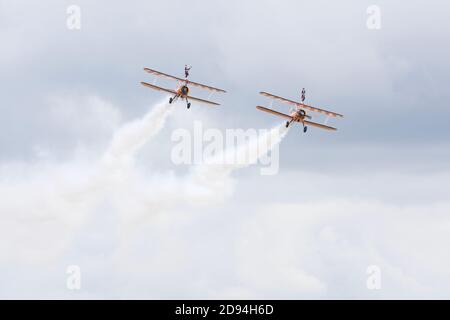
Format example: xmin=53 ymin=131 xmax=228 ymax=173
xmin=301 ymin=88 xmax=306 ymax=102
xmin=184 ymin=65 xmax=191 ymax=78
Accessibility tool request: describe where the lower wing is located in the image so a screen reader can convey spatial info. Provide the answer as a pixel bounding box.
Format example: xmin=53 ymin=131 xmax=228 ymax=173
xmin=257 ymin=106 xmax=337 ymax=131
xmin=256 ymin=106 xmax=293 ymax=120
xmin=303 ymin=120 xmax=337 ymax=131
xmin=187 ymin=95 xmax=220 ymax=106
xmin=141 ymin=82 xmax=220 ymax=106
xmin=141 ymin=82 xmax=177 ymax=95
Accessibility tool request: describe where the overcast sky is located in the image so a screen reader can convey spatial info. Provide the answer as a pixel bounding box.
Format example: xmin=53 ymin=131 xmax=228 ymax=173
xmin=1 ymin=0 xmax=450 ymax=299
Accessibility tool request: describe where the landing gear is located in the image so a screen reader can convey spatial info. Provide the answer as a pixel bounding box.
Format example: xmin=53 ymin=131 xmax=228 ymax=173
xmin=285 ymin=121 xmax=290 ymax=128
xmin=186 ymin=96 xmax=191 ymax=109
xmin=169 ymin=97 xmax=173 ymax=104
xmin=303 ymin=126 xmax=308 ymax=133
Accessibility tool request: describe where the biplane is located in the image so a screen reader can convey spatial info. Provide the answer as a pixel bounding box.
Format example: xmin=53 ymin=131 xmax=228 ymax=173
xmin=141 ymin=67 xmax=226 ymax=109
xmin=256 ymin=90 xmax=343 ymax=133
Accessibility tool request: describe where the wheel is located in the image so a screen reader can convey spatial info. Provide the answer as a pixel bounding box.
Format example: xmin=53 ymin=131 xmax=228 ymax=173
xmin=187 ymin=103 xmax=191 ymax=109
xmin=303 ymin=126 xmax=308 ymax=133
xmin=285 ymin=121 xmax=290 ymax=128
xmin=169 ymin=97 xmax=173 ymax=104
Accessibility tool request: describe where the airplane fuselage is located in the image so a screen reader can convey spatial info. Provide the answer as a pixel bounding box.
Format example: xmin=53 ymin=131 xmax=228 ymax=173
xmin=176 ymin=84 xmax=190 ymax=98
xmin=290 ymin=109 xmax=309 ymax=122
xmin=170 ymin=83 xmax=192 ymax=108
xmin=286 ymin=108 xmax=311 ymax=132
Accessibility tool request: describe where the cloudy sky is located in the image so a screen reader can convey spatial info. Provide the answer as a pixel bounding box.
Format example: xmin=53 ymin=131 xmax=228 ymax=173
xmin=1 ymin=0 xmax=450 ymax=299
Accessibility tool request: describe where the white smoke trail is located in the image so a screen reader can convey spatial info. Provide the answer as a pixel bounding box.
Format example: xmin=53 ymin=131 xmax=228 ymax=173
xmin=0 ymin=98 xmax=176 ymax=264
xmin=0 ymin=92 xmax=290 ymax=265
xmin=102 ymin=99 xmax=173 ymax=167
xmin=66 ymin=98 xmax=175 ymax=199
xmin=186 ymin=123 xmax=289 ymax=202
xmin=68 ymin=99 xmax=178 ymax=234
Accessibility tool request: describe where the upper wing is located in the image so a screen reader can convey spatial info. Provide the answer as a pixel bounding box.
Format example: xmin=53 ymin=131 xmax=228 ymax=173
xmin=187 ymin=95 xmax=220 ymax=106
xmin=144 ymin=68 xmax=185 ymax=82
xmin=144 ymin=67 xmax=226 ymax=93
xmin=186 ymin=80 xmax=226 ymax=93
xmin=256 ymin=106 xmax=293 ymax=120
xmin=303 ymin=120 xmax=337 ymax=131
xmin=260 ymin=91 xmax=343 ymax=118
xmin=141 ymin=82 xmax=177 ymax=95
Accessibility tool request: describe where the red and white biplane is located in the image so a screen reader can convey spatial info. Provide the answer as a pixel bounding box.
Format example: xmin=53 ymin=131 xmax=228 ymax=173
xmin=141 ymin=67 xmax=226 ymax=109
xmin=256 ymin=90 xmax=343 ymax=133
